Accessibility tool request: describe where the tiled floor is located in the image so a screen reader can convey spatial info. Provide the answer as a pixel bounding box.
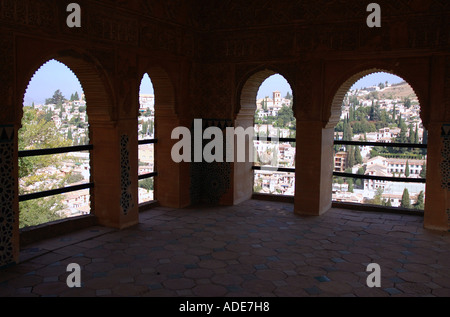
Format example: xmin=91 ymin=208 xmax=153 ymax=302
xmin=1 ymin=199 xmax=450 ymax=297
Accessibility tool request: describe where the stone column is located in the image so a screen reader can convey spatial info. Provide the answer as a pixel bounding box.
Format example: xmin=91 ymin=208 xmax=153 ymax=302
xmin=232 ymin=108 xmax=255 ymax=205
xmin=90 ymin=119 xmax=139 ymax=229
xmin=154 ymin=111 xmax=190 ymax=208
xmin=423 ymin=56 xmax=450 ymax=231
xmin=423 ymin=122 xmax=450 ymax=231
xmin=294 ymin=121 xmax=334 ymax=216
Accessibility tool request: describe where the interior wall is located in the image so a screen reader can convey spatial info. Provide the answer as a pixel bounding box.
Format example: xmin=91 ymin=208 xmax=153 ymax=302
xmin=0 ymin=0 xmax=449 ymax=268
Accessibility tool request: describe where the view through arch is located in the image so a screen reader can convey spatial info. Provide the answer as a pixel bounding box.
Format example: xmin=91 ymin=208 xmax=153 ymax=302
xmin=19 ymin=59 xmax=91 ymax=228
xmin=252 ymin=74 xmax=295 ymax=196
xmin=138 ymin=73 xmax=155 ymax=204
xmin=332 ymin=72 xmax=427 ymax=212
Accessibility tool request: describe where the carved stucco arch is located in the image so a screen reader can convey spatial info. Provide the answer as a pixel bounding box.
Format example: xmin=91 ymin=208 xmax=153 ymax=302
xmin=18 ymin=49 xmax=114 ymax=127
xmin=139 ymin=66 xmax=176 ymax=116
xmin=325 ymin=66 xmax=428 ymax=130
xmin=236 ymin=66 xmax=295 ymax=119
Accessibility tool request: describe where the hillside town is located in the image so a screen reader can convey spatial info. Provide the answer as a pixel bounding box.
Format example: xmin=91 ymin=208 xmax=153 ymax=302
xmin=20 ymin=90 xmax=158 ymax=223
xmin=19 ymin=91 xmax=91 ymax=220
xmin=253 ymin=90 xmax=296 ymax=196
xmin=253 ymin=81 xmax=427 ymax=210
xmin=20 ymin=79 xmax=425 ymax=225
xmin=138 ymin=93 xmax=155 ymax=203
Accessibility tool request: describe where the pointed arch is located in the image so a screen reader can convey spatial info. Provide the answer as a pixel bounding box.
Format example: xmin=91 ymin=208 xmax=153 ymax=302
xmin=236 ymin=66 xmax=295 ymax=119
xmin=325 ymin=67 xmax=427 ymax=129
xmin=139 ymin=66 xmax=176 ymax=116
xmin=17 ymin=48 xmax=114 ymax=127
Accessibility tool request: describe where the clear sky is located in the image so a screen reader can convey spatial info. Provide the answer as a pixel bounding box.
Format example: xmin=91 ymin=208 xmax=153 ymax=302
xmin=256 ymin=72 xmax=405 ymax=99
xmin=23 ymin=60 xmax=404 ymax=105
xmin=257 ymin=74 xmax=292 ymax=99
xmin=351 ymin=72 xmax=404 ymax=89
xmin=23 ymin=59 xmax=84 ymax=106
xmin=140 ymin=73 xmax=154 ymax=94
xmin=23 ymin=60 xmax=155 ymax=106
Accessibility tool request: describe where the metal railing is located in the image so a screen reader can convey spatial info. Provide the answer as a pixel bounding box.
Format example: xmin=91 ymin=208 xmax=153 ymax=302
xmin=251 ymin=136 xmax=427 ymax=192
xmin=19 ymin=138 xmax=158 ymax=204
xmin=18 ymin=144 xmax=93 ymax=202
xmin=333 ymin=140 xmax=427 ymax=184
xmin=138 ymin=138 xmax=158 ymax=180
xmin=252 ymin=136 xmax=296 ymax=173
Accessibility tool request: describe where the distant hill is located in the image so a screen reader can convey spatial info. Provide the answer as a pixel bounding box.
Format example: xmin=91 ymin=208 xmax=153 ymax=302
xmin=377 ymin=81 xmax=417 ymax=101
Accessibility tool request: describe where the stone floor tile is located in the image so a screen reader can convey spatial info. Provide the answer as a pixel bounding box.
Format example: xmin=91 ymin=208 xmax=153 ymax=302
xmin=193 ymin=284 xmax=227 ymax=296
xmin=1 ymin=200 xmax=448 ymax=297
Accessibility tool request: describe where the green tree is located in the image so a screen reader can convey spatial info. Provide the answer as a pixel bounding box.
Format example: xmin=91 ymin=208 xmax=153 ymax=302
xmin=405 ymin=160 xmax=410 ymax=178
xmin=401 ymin=188 xmax=411 ymax=209
xmin=419 ymin=163 xmax=427 ymax=179
xmin=139 ymin=177 xmax=154 ymax=191
xmin=414 ymin=190 xmax=425 ymax=210
xmin=141 ymin=121 xmax=149 ymax=135
xmin=404 ymin=98 xmax=411 ymax=109
xmin=276 ymin=105 xmax=295 ymax=127
xmin=262 ymin=97 xmax=268 ymax=112
xmin=343 ymin=116 xmax=353 ymax=141
xmin=285 ymin=91 xmax=292 ymax=100
xmin=45 ymin=89 xmax=65 ymax=105
xmin=19 ymin=196 xmax=64 ymax=228
xmin=67 ymin=127 xmax=73 ymax=141
xmin=354 ymin=145 xmax=363 ymax=165
xmin=386 ymin=198 xmax=392 ymax=207
xmin=414 ymin=123 xmax=419 ymax=144
xmin=149 ymin=120 xmax=154 ymax=135
xmin=347 ymin=146 xmax=355 ymax=168
xmin=347 ymin=178 xmax=354 ymax=193
xmin=355 ymin=166 xmax=365 ymax=188
xmin=408 ymin=124 xmax=415 ymax=144
xmin=18 ymin=106 xmax=71 ymax=228
xmin=372 ymin=187 xmax=384 ymax=205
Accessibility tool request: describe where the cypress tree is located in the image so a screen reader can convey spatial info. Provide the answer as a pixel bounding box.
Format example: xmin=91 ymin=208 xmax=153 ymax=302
xmin=414 ymin=123 xmax=419 ymax=144
xmin=386 ymin=198 xmax=392 ymax=207
xmin=414 ymin=191 xmax=425 ymax=210
xmin=419 ymin=163 xmax=426 ymax=178
xmin=354 ymin=145 xmax=363 ymax=165
xmin=347 ymin=146 xmax=355 ymax=168
xmin=401 ymin=188 xmax=411 ymax=209
xmin=405 ymin=160 xmax=410 ymax=178
xmin=409 ymin=124 xmax=415 ymax=143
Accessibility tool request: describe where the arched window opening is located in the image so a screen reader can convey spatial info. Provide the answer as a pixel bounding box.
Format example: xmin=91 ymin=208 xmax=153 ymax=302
xmin=138 ymin=73 xmax=155 ymax=204
xmin=253 ymin=74 xmax=295 ymax=196
xmin=332 ymin=72 xmax=427 ymax=212
xmin=19 ymin=59 xmax=91 ymax=229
